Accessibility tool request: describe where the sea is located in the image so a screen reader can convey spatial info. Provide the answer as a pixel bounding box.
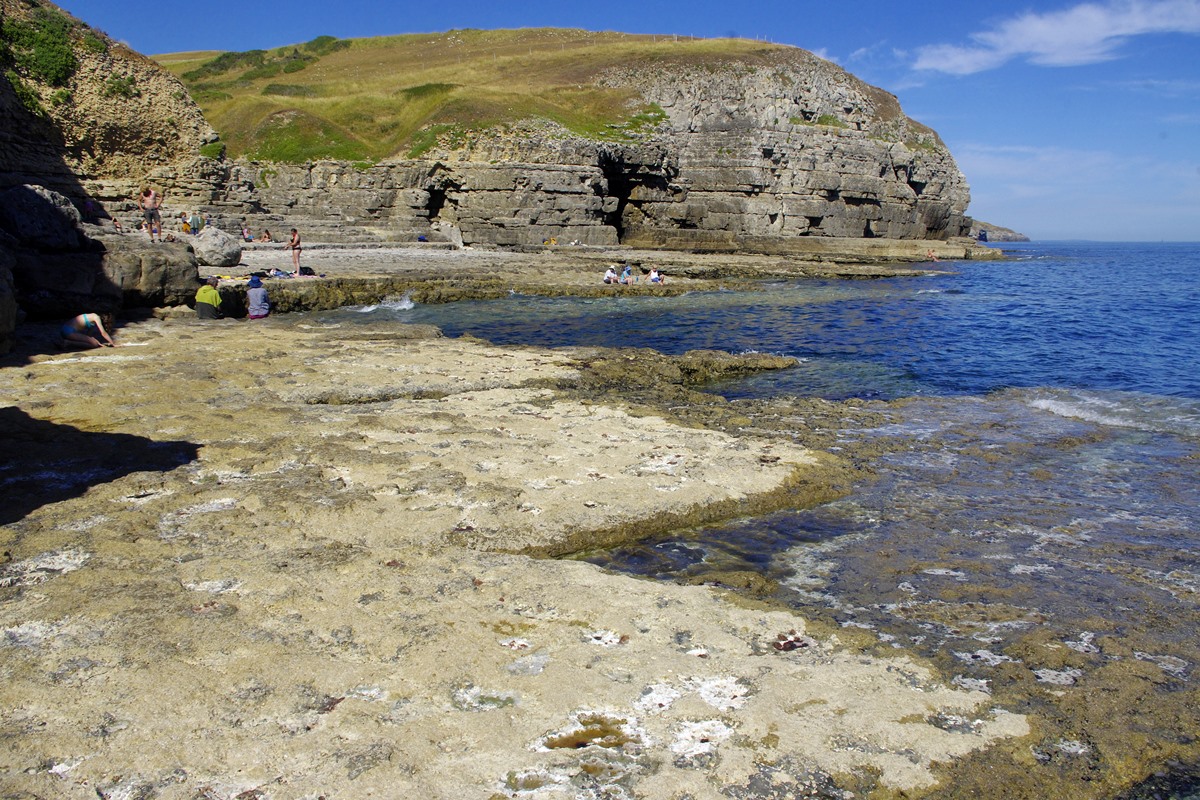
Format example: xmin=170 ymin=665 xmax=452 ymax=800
xmin=320 ymin=241 xmax=1200 ymax=796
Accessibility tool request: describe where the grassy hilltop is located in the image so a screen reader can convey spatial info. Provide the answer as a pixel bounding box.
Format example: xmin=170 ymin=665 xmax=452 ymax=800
xmin=155 ymin=29 xmax=791 ymax=164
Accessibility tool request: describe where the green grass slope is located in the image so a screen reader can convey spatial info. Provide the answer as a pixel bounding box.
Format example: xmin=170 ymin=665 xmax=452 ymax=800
xmin=156 ymin=28 xmax=790 ymax=163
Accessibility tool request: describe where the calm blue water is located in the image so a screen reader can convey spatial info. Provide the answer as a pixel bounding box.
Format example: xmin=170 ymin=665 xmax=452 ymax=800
xmin=333 ymin=241 xmax=1200 ymax=404
xmin=317 ymin=241 xmax=1200 ymax=791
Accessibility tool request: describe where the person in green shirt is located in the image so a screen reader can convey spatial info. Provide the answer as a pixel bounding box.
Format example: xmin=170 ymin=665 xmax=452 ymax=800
xmin=195 ymin=277 xmax=223 ymax=319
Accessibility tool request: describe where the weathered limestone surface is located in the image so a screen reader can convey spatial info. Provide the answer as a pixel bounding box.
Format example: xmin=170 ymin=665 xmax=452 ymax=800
xmin=0 ymin=318 xmax=1028 ymax=798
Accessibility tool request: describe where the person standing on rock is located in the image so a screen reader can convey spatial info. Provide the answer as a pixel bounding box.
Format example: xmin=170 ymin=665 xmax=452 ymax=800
xmin=138 ymin=187 xmax=163 ymax=243
xmin=284 ymin=228 xmax=302 ymax=275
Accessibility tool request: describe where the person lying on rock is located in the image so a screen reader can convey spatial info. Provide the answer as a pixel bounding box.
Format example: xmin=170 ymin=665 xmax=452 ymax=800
xmin=59 ymin=313 xmax=116 ymax=349
xmin=194 ymin=277 xmax=224 ymax=320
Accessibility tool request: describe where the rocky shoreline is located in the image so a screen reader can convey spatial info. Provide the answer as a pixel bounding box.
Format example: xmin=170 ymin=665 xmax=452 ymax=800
xmin=0 ymin=246 xmax=1032 ymax=799
xmin=182 ymin=238 xmax=986 ymax=318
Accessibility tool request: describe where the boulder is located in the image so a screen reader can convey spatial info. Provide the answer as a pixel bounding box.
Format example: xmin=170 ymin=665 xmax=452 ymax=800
xmin=10 ymin=226 xmax=199 ymax=318
xmin=0 ymin=185 xmax=83 ymax=251
xmin=192 ymin=226 xmax=243 ymax=268
xmin=100 ymin=237 xmax=201 ymax=308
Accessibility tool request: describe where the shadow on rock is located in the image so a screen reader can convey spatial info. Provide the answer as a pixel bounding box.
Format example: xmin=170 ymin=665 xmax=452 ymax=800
xmin=0 ymin=406 xmax=199 ymax=525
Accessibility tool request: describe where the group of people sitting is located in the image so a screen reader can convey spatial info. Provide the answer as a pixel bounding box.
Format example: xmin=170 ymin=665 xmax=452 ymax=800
xmin=57 ymin=274 xmax=269 ymax=349
xmin=194 ymin=275 xmax=271 ymax=321
xmin=241 ymin=225 xmax=274 ymax=243
xmin=603 ymin=263 xmax=665 ymax=285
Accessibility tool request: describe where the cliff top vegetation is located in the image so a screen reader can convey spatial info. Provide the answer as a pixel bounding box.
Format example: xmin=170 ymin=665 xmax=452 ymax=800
xmin=155 ymin=28 xmax=800 ymax=163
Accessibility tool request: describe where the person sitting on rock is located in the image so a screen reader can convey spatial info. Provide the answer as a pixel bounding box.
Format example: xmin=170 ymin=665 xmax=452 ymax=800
xmin=649 ymin=268 xmax=665 ymax=284
xmin=59 ymin=312 xmax=115 ymax=349
xmin=194 ymin=277 xmax=223 ymax=319
xmin=603 ymin=266 xmax=619 ymax=284
xmin=260 ymin=230 xmax=273 ymax=243
xmin=241 ymin=224 xmax=254 ymax=242
xmin=620 ymin=263 xmax=635 ymax=285
xmin=246 ymin=275 xmax=270 ymax=320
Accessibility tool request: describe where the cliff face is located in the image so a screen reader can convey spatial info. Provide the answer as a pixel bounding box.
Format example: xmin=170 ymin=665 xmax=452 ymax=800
xmin=609 ymin=55 xmax=970 ymax=242
xmin=2 ymin=4 xmax=971 ymax=253
xmin=971 ymin=220 xmax=1029 ymax=242
xmin=142 ymin=51 xmax=970 ymax=250
xmin=0 ymin=0 xmax=216 ymax=190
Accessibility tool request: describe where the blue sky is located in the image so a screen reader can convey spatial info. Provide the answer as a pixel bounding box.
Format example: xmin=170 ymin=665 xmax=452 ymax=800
xmin=55 ymin=0 xmax=1200 ymax=241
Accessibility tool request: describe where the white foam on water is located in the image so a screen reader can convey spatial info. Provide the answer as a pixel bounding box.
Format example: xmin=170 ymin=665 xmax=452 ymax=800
xmin=355 ymin=292 xmax=416 ymax=314
xmin=1021 ymin=388 xmax=1200 ymax=438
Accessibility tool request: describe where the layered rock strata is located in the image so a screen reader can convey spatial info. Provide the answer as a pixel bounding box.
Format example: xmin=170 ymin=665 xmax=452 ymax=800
xmin=54 ymin=43 xmax=971 ymax=253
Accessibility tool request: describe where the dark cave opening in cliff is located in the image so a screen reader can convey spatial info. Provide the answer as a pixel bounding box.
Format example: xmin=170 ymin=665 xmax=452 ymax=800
xmin=426 ymin=186 xmax=449 ymax=221
xmin=596 ymin=154 xmax=633 ymax=240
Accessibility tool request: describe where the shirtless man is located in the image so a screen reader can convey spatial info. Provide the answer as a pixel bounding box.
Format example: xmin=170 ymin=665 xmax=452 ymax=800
xmin=138 ymin=187 xmax=162 ymax=243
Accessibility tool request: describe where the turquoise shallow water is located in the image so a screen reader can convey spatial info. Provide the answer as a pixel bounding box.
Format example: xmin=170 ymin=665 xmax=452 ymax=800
xmin=319 ymin=242 xmax=1200 ymax=794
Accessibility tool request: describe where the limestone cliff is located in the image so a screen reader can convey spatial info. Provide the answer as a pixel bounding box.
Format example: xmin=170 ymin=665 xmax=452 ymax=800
xmin=971 ymin=219 xmax=1030 ymax=242
xmin=145 ymin=49 xmax=972 ymax=251
xmin=2 ymin=6 xmax=974 ymax=251
xmin=0 ymin=5 xmax=984 ymax=353
xmin=0 ymin=0 xmax=216 ymax=190
xmin=606 ymin=54 xmax=970 ymax=243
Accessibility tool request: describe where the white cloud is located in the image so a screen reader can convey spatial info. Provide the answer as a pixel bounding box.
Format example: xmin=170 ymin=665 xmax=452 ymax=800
xmin=914 ymin=0 xmax=1200 ymax=74
xmin=1113 ymin=77 xmax=1200 ymax=96
xmin=808 ymin=47 xmax=839 ymax=65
